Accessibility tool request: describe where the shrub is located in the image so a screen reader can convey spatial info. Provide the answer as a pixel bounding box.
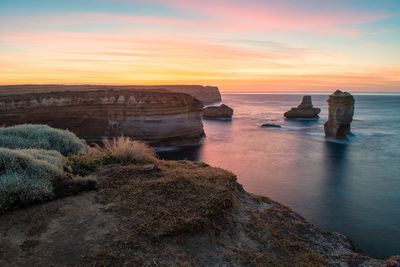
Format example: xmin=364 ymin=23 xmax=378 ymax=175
xmin=102 ymin=137 xmax=156 ymax=164
xmin=0 ymin=148 xmax=66 ymax=212
xmin=0 ymin=124 xmax=88 ymax=156
xmin=67 ymin=147 xmax=106 ymax=176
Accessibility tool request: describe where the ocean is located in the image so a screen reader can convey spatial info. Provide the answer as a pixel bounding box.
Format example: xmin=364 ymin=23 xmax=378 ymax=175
xmin=158 ymin=93 xmax=400 ymax=259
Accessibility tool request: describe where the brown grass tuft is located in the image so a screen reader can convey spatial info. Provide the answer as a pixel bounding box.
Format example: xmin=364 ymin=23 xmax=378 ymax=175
xmin=102 ymin=136 xmax=156 ymax=163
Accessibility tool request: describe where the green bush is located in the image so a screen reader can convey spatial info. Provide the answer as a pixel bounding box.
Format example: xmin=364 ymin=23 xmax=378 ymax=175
xmin=0 ymin=124 xmax=88 ymax=156
xmin=0 ymin=148 xmax=65 ymax=212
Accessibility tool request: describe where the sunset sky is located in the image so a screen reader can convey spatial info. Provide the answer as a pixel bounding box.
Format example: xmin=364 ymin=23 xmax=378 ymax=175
xmin=1 ymin=0 xmax=399 ymax=92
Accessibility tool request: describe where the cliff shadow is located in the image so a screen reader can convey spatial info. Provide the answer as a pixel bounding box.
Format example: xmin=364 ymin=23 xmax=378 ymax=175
xmin=156 ymin=144 xmax=202 ymax=161
xmin=318 ymin=141 xmax=352 ymax=230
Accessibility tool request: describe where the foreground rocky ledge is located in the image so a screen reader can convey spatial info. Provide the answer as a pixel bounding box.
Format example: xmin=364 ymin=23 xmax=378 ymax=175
xmin=0 ymin=84 xmax=222 ymax=104
xmin=0 ymin=90 xmax=204 ymax=146
xmin=0 ymin=161 xmax=398 ymax=266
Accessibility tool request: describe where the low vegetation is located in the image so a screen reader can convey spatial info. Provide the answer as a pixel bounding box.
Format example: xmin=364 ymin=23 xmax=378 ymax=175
xmin=67 ymin=136 xmax=156 ymax=175
xmin=0 ymin=148 xmax=65 ymax=212
xmin=0 ymin=124 xmax=94 ymax=212
xmin=102 ymin=136 xmax=156 ymax=163
xmin=97 ymin=160 xmax=236 ymax=238
xmin=0 ymin=124 xmax=88 ymax=156
xmin=0 ymin=126 xmax=158 ymax=212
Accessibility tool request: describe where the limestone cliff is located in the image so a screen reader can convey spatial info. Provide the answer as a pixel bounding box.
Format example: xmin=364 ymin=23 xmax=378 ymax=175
xmin=0 ymin=84 xmax=222 ymax=104
xmin=0 ymin=90 xmax=204 ymax=146
xmin=324 ymin=90 xmax=355 ymax=139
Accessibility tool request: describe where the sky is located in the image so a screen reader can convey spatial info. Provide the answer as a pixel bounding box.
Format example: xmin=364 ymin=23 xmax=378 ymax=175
xmin=0 ymin=0 xmax=399 ymax=92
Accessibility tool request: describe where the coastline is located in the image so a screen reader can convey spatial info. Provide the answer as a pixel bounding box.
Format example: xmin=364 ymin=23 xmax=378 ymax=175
xmin=1 ymin=159 xmax=399 ymax=266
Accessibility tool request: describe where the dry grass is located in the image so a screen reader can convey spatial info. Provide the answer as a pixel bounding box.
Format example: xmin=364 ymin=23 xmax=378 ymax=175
xmin=102 ymin=136 xmax=156 ymax=164
xmin=96 ymin=160 xmax=236 ymax=238
xmin=79 ymin=160 xmax=236 ymax=265
xmin=67 ymin=137 xmax=157 ymax=176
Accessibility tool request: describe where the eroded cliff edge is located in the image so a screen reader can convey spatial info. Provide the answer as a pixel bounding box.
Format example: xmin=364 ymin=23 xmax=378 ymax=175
xmin=0 ymin=90 xmax=204 ymax=146
xmin=0 ymin=84 xmax=222 ymax=104
xmin=0 ymin=161 xmax=399 ymax=266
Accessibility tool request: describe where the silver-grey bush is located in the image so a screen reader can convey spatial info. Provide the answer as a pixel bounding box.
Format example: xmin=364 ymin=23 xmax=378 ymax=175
xmin=0 ymin=124 xmax=88 ymax=156
xmin=0 ymin=148 xmax=66 ymax=212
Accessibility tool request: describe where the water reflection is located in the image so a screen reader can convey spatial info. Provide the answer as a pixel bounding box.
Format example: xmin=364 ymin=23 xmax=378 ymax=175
xmin=319 ymin=142 xmax=350 ymax=229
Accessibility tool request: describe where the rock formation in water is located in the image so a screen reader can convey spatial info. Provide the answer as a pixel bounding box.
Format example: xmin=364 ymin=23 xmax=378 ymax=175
xmin=261 ymin=123 xmax=281 ymax=128
xmin=284 ymin=96 xmax=321 ymax=118
xmin=203 ymin=104 xmax=233 ymax=119
xmin=324 ymin=90 xmax=355 ymax=139
xmin=0 ymin=90 xmax=204 ymax=146
xmin=0 ymin=84 xmax=222 ymax=104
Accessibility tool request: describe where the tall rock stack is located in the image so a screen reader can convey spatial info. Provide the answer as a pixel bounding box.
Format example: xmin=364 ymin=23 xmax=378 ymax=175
xmin=324 ymin=90 xmax=355 ymax=139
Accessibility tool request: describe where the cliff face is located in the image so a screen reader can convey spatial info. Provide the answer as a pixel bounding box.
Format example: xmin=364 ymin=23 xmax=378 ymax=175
xmin=159 ymin=85 xmax=221 ymax=104
xmin=0 ymin=84 xmax=222 ymax=104
xmin=324 ymin=90 xmax=355 ymax=139
xmin=0 ymin=90 xmax=204 ymax=146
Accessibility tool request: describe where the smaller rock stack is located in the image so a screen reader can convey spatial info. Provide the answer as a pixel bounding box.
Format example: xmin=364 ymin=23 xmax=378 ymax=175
xmin=203 ymin=104 xmax=233 ymax=119
xmin=284 ymin=96 xmax=321 ymax=118
xmin=324 ymin=90 xmax=355 ymax=139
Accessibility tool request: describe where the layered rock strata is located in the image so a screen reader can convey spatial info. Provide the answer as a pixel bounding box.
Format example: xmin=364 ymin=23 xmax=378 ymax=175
xmin=0 ymin=84 xmax=222 ymax=104
xmin=284 ymin=95 xmax=321 ymax=118
xmin=0 ymin=90 xmax=204 ymax=146
xmin=324 ymin=90 xmax=355 ymax=139
xmin=203 ymin=104 xmax=233 ymax=119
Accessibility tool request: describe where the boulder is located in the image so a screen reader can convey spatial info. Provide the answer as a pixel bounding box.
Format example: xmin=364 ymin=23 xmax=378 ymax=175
xmin=284 ymin=96 xmax=321 ymax=118
xmin=203 ymin=104 xmax=233 ymax=119
xmin=324 ymin=90 xmax=355 ymax=139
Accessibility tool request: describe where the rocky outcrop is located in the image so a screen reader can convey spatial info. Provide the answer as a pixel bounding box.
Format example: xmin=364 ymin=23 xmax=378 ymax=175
xmin=284 ymin=96 xmax=321 ymax=118
xmin=203 ymin=104 xmax=233 ymax=119
xmin=324 ymin=90 xmax=355 ymax=139
xmin=0 ymin=90 xmax=204 ymax=146
xmin=0 ymin=161 xmax=398 ymax=266
xmin=0 ymin=84 xmax=222 ymax=104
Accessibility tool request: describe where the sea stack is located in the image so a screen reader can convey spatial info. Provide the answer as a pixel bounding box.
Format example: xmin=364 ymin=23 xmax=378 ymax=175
xmin=324 ymin=90 xmax=355 ymax=139
xmin=284 ymin=96 xmax=321 ymax=118
xmin=203 ymin=104 xmax=233 ymax=119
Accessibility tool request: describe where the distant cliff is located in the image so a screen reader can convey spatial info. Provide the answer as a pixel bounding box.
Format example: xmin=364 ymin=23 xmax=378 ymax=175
xmin=0 ymin=90 xmax=204 ymax=146
xmin=0 ymin=84 xmax=222 ymax=104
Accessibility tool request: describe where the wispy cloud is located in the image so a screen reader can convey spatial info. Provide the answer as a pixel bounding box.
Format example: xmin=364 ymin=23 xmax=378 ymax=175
xmin=0 ymin=0 xmax=399 ymax=91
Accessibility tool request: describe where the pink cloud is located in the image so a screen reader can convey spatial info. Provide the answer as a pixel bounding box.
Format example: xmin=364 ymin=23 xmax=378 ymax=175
xmin=113 ymin=0 xmax=391 ymax=33
xmin=1 ymin=1 xmax=392 ymax=36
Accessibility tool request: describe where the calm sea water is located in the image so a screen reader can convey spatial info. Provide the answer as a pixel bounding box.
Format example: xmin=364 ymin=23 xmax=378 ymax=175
xmin=158 ymin=93 xmax=400 ymax=259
